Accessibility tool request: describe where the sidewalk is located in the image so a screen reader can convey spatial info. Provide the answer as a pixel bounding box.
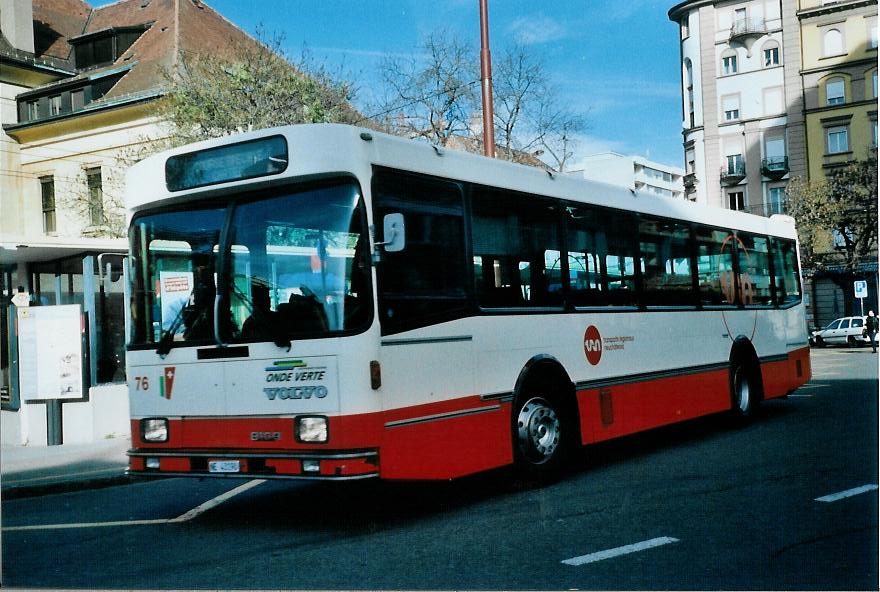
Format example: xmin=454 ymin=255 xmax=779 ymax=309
xmin=1 ymin=436 xmax=130 ymax=499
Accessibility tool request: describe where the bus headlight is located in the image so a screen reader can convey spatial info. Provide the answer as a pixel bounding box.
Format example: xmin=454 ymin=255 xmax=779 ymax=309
xmin=142 ymin=418 xmax=168 ymax=442
xmin=295 ymin=416 xmax=328 ymax=443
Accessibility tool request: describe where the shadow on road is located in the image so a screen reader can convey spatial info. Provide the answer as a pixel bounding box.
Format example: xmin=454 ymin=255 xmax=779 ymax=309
xmin=196 ymin=399 xmax=813 ymax=536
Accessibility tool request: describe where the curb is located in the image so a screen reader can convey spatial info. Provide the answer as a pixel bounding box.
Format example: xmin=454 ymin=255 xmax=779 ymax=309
xmin=2 ymin=473 xmax=131 ymax=500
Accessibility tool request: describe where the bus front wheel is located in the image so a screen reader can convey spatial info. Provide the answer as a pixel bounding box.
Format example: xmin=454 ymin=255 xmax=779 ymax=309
xmin=514 ymin=395 xmax=567 ymax=480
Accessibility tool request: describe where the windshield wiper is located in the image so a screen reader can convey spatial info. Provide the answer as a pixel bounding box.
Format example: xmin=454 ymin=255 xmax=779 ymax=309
xmin=155 ymin=299 xmax=211 ymax=357
xmin=155 ymin=302 xmax=188 ymax=357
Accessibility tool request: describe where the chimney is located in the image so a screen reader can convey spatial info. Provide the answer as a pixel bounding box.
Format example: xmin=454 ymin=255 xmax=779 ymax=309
xmin=1 ymin=0 xmax=35 ymax=54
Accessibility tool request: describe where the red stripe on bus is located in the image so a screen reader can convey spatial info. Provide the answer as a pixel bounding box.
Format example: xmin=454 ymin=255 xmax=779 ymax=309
xmin=129 ymin=348 xmax=810 ymax=480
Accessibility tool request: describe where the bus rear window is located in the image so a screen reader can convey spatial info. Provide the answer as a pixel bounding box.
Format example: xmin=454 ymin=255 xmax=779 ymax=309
xmin=165 ymin=135 xmax=288 ymax=191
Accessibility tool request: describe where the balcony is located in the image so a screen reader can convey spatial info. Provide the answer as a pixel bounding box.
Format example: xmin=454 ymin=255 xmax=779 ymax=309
xmin=729 ymin=18 xmax=768 ymax=55
xmin=683 ymin=172 xmax=697 ymax=189
xmin=720 ymin=161 xmax=746 ymax=186
xmin=761 ymin=156 xmax=789 ymax=179
xmin=741 ymin=200 xmax=789 ymax=218
xmin=729 ymin=17 xmax=767 ymax=40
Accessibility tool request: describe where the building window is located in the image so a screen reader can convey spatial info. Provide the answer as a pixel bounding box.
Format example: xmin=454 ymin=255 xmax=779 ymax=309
xmin=870 ymin=21 xmax=878 ymax=49
xmin=826 ymin=126 xmax=849 ymax=154
xmin=871 ymin=119 xmax=877 ymax=147
xmin=40 ymin=176 xmax=56 ymax=234
xmin=86 ymin=167 xmax=104 ymax=226
xmin=26 ymin=100 xmax=39 ymax=120
xmin=728 ymin=191 xmax=745 ymax=211
xmin=826 ymin=77 xmax=845 ymax=105
xmin=823 ymin=28 xmax=844 ymax=56
xmin=722 ymin=95 xmax=740 ymax=121
xmin=681 ymin=16 xmax=690 ymax=39
xmin=871 ymin=70 xmax=878 ymax=99
xmin=726 ymin=153 xmax=745 ymax=175
xmin=763 ymin=43 xmax=780 ymax=67
xmin=71 ymin=89 xmax=85 ymax=111
xmin=768 ymin=186 xmax=786 ymax=215
xmin=722 ymin=50 xmax=738 ymax=75
xmin=49 ymin=95 xmax=62 ymax=116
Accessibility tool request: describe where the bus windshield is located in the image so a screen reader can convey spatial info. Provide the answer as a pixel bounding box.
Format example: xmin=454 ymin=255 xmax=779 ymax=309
xmin=128 ymin=181 xmax=372 ymax=347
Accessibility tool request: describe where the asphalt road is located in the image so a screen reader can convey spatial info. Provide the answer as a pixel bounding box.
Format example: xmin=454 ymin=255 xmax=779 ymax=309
xmin=2 ymin=347 xmax=877 ymax=590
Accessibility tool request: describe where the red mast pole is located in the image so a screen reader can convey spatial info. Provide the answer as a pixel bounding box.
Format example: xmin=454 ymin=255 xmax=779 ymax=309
xmin=479 ymin=0 xmax=496 ymax=158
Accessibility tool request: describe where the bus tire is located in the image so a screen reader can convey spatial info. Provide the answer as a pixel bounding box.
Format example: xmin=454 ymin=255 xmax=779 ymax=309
xmin=730 ymin=360 xmax=758 ymax=422
xmin=513 ymin=394 xmax=569 ymax=481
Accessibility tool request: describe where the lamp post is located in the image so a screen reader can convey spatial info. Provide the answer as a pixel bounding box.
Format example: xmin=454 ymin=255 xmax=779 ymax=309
xmin=479 ymin=0 xmax=495 ymax=158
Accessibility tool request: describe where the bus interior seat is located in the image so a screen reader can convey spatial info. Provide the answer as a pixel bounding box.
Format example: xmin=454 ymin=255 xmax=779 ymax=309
xmin=277 ymin=294 xmax=328 ymax=333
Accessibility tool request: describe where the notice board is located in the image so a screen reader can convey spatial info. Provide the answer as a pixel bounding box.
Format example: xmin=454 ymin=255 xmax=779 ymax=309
xmin=17 ymin=304 xmax=84 ymax=401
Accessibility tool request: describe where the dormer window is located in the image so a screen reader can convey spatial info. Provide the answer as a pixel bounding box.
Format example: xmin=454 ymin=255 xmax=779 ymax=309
xmin=70 ymin=25 xmax=149 ymax=70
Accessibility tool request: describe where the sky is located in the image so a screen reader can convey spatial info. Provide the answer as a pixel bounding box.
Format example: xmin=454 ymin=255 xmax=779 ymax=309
xmin=99 ymin=0 xmax=685 ymax=168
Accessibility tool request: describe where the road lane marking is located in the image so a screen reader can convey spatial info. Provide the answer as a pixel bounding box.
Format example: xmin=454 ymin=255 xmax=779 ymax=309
xmin=815 ymin=484 xmax=879 ymax=503
xmin=562 ymin=537 xmax=679 ymax=566
xmin=2 ymin=519 xmax=170 ymax=531
xmin=168 ymin=478 xmax=265 ymax=522
xmin=1 ymin=479 xmax=265 ymax=532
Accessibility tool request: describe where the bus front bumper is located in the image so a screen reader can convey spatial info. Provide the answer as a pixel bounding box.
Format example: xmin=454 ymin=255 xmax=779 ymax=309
xmin=127 ymin=448 xmax=379 ymax=481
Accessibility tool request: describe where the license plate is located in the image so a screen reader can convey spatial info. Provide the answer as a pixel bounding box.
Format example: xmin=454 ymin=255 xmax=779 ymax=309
xmin=208 ymin=460 xmax=241 ymax=473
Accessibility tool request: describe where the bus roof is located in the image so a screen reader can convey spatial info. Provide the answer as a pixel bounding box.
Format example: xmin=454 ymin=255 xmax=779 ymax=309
xmin=126 ymin=124 xmax=798 ymax=240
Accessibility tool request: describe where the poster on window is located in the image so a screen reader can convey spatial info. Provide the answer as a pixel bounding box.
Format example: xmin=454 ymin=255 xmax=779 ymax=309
xmin=17 ymin=305 xmax=83 ymax=401
xmin=159 ymin=271 xmax=194 ymax=332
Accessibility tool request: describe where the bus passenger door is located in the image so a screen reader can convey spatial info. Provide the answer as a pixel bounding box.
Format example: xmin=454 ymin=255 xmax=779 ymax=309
xmin=373 ymin=171 xmax=503 ymax=479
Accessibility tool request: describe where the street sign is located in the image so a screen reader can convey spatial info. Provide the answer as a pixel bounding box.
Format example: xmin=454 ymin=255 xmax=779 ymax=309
xmin=854 ymin=280 xmax=868 ymax=299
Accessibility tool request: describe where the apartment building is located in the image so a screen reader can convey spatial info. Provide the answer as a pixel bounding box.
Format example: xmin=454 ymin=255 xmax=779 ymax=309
xmin=574 ymin=152 xmax=686 ymax=199
xmin=798 ymin=0 xmax=877 ymax=180
xmin=668 ymin=0 xmax=805 ymax=215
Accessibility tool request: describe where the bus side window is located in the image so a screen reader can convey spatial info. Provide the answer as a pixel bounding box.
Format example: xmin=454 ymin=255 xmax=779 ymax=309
xmin=736 ymin=232 xmax=773 ymax=307
xmin=638 ymin=217 xmax=694 ymax=307
xmin=771 ymin=237 xmax=801 ymax=307
xmin=373 ymin=171 xmax=468 ymax=334
xmin=695 ymin=227 xmax=736 ymax=306
xmin=471 ymin=187 xmax=563 ymax=309
xmin=565 ymin=204 xmax=637 ymax=307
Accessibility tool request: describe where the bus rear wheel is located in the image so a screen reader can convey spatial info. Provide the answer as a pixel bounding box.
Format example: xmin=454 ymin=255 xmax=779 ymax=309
xmin=730 ymin=362 xmax=758 ymax=422
xmin=514 ymin=395 xmax=567 ymax=480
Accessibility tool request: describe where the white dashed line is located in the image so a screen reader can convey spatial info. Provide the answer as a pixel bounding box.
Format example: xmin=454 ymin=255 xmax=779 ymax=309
xmin=815 ymin=484 xmax=879 ymax=503
xmin=562 ymin=537 xmax=680 ymax=566
xmin=2 ymin=479 xmax=265 ymax=532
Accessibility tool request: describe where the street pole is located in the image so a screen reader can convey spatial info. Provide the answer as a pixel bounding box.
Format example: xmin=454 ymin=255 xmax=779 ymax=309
xmin=479 ymin=0 xmax=495 ymax=158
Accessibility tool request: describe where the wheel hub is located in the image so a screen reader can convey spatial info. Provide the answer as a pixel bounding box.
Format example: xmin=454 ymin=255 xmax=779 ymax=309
xmin=517 ymin=397 xmax=561 ymax=464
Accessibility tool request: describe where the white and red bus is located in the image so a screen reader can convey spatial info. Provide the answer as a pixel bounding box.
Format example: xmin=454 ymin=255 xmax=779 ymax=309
xmin=125 ymin=124 xmax=810 ymax=482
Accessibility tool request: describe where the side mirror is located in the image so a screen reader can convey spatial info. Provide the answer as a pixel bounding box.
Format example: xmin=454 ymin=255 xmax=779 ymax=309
xmin=377 ymin=213 xmax=406 ymax=253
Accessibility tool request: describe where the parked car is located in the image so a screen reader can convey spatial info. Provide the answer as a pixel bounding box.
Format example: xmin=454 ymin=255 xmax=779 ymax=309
xmin=810 ymin=316 xmax=878 ymax=347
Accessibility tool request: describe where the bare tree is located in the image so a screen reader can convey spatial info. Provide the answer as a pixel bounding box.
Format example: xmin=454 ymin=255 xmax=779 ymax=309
xmin=375 ymin=36 xmax=587 ymax=170
xmin=373 ymin=30 xmax=479 ymax=145
xmin=492 ymin=45 xmax=587 ymax=170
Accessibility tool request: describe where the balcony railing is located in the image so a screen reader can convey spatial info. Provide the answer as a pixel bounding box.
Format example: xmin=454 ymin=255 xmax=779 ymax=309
xmin=739 ymin=200 xmax=789 ymax=217
xmin=729 ymin=18 xmax=767 ymax=41
xmin=761 ymin=156 xmax=789 ymax=179
xmin=720 ymin=161 xmax=746 ymax=185
xmin=683 ymin=172 xmax=697 ymax=189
